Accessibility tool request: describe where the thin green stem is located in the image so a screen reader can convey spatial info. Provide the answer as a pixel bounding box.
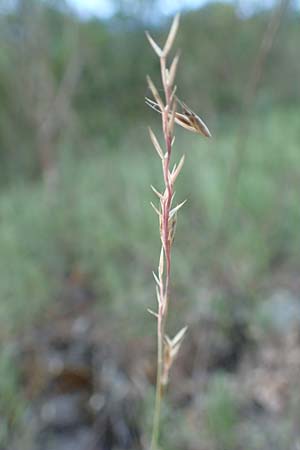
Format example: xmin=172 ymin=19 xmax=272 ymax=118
xmin=150 ymin=324 xmax=163 ymax=450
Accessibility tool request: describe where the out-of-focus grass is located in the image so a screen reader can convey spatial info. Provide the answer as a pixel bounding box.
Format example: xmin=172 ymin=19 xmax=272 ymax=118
xmin=204 ymin=374 xmax=238 ymax=449
xmin=0 ymin=347 xmax=25 ymax=447
xmin=0 ymin=107 xmax=300 ymax=447
xmin=0 ymin=108 xmax=299 ymax=335
xmin=0 ymin=187 xmax=57 ymax=334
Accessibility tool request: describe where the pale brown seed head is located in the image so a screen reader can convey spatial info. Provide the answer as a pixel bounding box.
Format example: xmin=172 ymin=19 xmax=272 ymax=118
xmin=146 ymin=96 xmax=211 ymax=137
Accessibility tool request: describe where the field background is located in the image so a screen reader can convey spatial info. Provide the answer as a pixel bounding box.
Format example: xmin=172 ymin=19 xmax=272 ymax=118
xmin=1 ymin=1 xmax=300 ymax=449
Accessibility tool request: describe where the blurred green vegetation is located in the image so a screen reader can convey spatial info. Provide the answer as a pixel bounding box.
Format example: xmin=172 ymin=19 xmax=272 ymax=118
xmin=0 ymin=346 xmax=25 ymax=446
xmin=0 ymin=108 xmax=300 ymax=335
xmin=1 ymin=1 xmax=300 ymax=448
xmin=205 ymin=374 xmax=238 ymax=449
xmin=0 ymin=0 xmax=299 ymax=182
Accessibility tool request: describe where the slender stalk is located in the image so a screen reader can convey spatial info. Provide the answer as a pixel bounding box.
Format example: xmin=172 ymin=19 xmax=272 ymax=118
xmin=150 ymin=318 xmax=163 ymax=449
xmin=145 ymin=14 xmax=210 ymax=449
xmin=147 ymin=18 xmax=178 ymax=450
xmin=150 ymin=88 xmax=173 ymax=450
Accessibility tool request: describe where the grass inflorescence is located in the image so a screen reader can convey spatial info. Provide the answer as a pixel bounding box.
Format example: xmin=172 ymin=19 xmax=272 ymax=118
xmin=145 ymin=15 xmax=211 ymax=449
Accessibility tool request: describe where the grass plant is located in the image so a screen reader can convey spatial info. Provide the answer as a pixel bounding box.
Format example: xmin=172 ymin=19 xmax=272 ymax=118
xmin=145 ymin=15 xmax=211 ymax=449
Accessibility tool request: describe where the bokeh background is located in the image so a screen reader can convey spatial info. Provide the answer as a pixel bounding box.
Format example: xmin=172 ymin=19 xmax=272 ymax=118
xmin=1 ymin=0 xmax=300 ymax=449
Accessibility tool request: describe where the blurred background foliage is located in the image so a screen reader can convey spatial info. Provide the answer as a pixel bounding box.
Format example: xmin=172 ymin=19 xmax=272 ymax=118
xmin=1 ymin=1 xmax=300 ymax=449
xmin=0 ymin=0 xmax=300 ymax=182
